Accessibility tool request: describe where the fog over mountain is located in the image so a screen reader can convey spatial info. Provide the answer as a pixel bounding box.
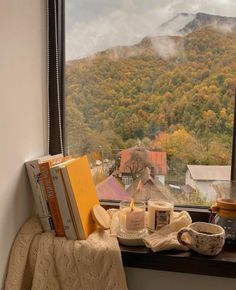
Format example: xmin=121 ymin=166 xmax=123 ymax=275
xmin=147 ymin=12 xmax=236 ymax=60
xmin=65 ymin=23 xmax=236 ymax=165
xmin=67 ymin=11 xmax=236 ymax=62
xmin=66 ymin=0 xmax=236 ymax=60
xmin=160 ymin=12 xmax=236 ymax=35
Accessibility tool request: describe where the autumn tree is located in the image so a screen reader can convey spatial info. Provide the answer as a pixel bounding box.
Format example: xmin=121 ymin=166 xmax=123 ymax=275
xmin=123 ymin=149 xmax=153 ymax=180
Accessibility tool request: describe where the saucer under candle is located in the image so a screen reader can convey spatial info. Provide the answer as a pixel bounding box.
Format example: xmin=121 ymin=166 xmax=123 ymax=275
xmin=119 ymin=200 xmax=145 ymax=237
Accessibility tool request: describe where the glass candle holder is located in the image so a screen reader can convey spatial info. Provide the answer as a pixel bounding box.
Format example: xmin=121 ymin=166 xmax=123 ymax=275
xmin=119 ymin=200 xmax=146 ymax=237
xmin=148 ymin=200 xmax=173 ymax=231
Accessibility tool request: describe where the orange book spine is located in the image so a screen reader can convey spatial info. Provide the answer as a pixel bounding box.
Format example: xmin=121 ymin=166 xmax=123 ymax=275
xmin=39 ymin=162 xmax=65 ymax=237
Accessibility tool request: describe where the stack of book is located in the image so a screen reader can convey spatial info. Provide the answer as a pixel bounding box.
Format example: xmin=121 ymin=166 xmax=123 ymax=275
xmin=25 ymin=154 xmax=99 ymax=240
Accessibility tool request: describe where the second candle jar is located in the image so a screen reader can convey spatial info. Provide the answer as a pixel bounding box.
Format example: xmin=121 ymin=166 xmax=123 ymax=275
xmin=148 ymin=200 xmax=173 ymax=231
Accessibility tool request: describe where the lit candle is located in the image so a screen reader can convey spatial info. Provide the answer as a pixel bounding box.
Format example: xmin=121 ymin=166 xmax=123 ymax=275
xmin=119 ymin=200 xmax=145 ymax=235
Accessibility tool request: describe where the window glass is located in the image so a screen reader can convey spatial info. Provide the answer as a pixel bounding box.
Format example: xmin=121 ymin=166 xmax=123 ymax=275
xmin=65 ymin=0 xmax=235 ymax=206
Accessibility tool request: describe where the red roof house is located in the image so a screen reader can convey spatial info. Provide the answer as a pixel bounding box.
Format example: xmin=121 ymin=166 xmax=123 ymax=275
xmin=119 ymin=148 xmax=167 ymax=175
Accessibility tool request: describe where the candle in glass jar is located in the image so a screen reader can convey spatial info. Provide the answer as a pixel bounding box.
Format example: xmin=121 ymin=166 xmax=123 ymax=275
xmin=119 ymin=200 xmax=145 ymax=234
xmin=148 ymin=200 xmax=173 ymax=231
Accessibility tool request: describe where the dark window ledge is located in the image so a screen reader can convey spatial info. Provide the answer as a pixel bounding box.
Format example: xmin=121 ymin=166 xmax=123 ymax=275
xmin=121 ymin=244 xmax=236 ymax=279
xmin=102 ymin=202 xmax=235 ymax=278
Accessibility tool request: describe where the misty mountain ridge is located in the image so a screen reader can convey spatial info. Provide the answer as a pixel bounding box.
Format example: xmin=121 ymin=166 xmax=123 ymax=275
xmin=135 ymin=12 xmax=236 ymax=60
xmin=180 ymin=12 xmax=236 ymax=34
xmin=67 ymin=12 xmax=236 ymax=64
xmin=160 ymin=12 xmax=236 ymax=36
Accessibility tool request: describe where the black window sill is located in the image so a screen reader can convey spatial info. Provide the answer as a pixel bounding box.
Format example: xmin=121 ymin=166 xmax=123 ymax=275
xmin=102 ymin=201 xmax=236 ymax=278
xmin=121 ymin=244 xmax=236 ymax=279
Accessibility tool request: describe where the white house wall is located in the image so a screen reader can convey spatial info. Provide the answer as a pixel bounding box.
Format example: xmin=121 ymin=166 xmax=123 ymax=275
xmin=186 ymin=170 xmax=224 ymax=201
xmin=195 ymin=180 xmax=218 ymax=201
xmin=156 ymin=175 xmax=165 ymax=185
xmin=185 ymin=170 xmax=197 ymax=189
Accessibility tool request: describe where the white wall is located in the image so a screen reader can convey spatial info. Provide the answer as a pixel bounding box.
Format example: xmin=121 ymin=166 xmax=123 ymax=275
xmin=0 ymin=0 xmax=47 ymax=287
xmin=125 ymin=267 xmax=236 ymax=290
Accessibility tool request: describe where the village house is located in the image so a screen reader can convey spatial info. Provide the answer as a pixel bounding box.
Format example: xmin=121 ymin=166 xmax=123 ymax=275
xmin=118 ymin=148 xmax=167 ymax=188
xmin=185 ymin=165 xmax=231 ymax=201
xmin=127 ymin=167 xmax=177 ymax=203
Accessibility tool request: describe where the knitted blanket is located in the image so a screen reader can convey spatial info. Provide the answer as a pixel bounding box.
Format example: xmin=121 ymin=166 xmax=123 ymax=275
xmin=4 ymin=216 xmax=128 ymax=290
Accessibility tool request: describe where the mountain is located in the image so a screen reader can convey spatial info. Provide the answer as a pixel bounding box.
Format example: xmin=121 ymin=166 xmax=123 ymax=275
xmin=159 ymin=12 xmax=236 ymax=36
xmin=71 ymin=12 xmax=236 ymax=63
xmin=65 ymin=14 xmax=236 ymax=165
xmin=159 ymin=12 xmax=195 ymax=35
xmin=179 ymin=12 xmax=236 ymax=34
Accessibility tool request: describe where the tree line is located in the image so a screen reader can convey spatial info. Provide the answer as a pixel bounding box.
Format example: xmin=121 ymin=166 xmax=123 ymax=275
xmin=65 ymin=26 xmax=235 ymax=177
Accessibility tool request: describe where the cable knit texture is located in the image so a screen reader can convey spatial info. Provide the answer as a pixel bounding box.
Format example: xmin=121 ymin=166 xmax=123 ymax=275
xmin=143 ymin=211 xmax=192 ymax=252
xmin=4 ymin=216 xmax=128 ymax=290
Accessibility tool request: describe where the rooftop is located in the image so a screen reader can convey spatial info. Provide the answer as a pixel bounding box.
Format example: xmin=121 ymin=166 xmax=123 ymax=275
xmin=119 ymin=148 xmax=167 ymax=175
xmin=127 ymin=167 xmax=177 ymax=203
xmin=96 ymin=175 xmax=130 ymax=201
xmin=187 ymin=165 xmax=231 ymax=181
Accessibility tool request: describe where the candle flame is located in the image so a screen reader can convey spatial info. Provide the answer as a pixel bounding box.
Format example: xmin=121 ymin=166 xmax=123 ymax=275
xmin=130 ymin=198 xmax=135 ymax=211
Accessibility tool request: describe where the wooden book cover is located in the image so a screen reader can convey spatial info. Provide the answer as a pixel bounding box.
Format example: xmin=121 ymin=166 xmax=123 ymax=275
xmin=61 ymin=156 xmax=99 ymax=239
xmin=39 ymin=156 xmax=69 ymax=237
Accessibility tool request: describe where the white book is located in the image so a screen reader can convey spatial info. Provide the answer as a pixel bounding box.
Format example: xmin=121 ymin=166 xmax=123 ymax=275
xmin=25 ymin=156 xmax=52 ymax=217
xmin=50 ymin=159 xmax=77 ymax=240
xmin=25 ymin=154 xmax=63 ymax=232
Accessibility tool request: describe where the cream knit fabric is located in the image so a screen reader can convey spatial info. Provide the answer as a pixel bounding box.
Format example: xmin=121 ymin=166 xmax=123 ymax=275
xmin=109 ymin=209 xmax=192 ymax=252
xmin=4 ymin=216 xmax=128 ymax=290
xmin=143 ymin=211 xmax=192 ymax=252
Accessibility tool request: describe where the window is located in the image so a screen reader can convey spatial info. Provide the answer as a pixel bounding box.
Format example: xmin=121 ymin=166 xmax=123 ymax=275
xmin=62 ymin=0 xmax=236 ymax=206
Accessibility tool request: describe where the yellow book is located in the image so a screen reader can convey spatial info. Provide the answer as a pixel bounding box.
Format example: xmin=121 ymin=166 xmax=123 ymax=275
xmin=61 ymin=156 xmax=99 ymax=239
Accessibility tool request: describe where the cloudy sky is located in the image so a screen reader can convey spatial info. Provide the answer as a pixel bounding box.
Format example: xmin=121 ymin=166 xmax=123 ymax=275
xmin=65 ymin=0 xmax=236 ymax=60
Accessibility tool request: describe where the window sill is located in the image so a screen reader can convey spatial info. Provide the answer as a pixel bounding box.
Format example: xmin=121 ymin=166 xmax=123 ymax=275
xmin=121 ymin=244 xmax=236 ymax=278
xmin=102 ymin=201 xmax=236 ymax=278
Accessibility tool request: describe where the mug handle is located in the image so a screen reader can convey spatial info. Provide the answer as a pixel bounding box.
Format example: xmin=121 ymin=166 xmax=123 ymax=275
xmin=177 ymin=228 xmax=193 ymax=248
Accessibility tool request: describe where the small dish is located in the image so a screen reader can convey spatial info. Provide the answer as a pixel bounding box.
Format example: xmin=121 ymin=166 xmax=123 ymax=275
xmin=117 ymin=228 xmax=148 ymax=246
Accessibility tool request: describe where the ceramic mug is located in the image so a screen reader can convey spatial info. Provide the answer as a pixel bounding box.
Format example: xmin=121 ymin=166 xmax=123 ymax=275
xmin=177 ymin=222 xmax=225 ymax=256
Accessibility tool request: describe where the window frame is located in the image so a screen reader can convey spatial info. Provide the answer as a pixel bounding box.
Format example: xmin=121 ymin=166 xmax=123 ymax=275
xmin=48 ymin=0 xmax=65 ymax=155
xmin=52 ymin=0 xmax=236 ymax=210
xmin=50 ymin=0 xmax=236 ymax=278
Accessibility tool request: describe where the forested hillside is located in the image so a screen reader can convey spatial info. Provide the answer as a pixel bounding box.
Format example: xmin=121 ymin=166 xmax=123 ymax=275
xmin=65 ymin=26 xmax=236 ymax=170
